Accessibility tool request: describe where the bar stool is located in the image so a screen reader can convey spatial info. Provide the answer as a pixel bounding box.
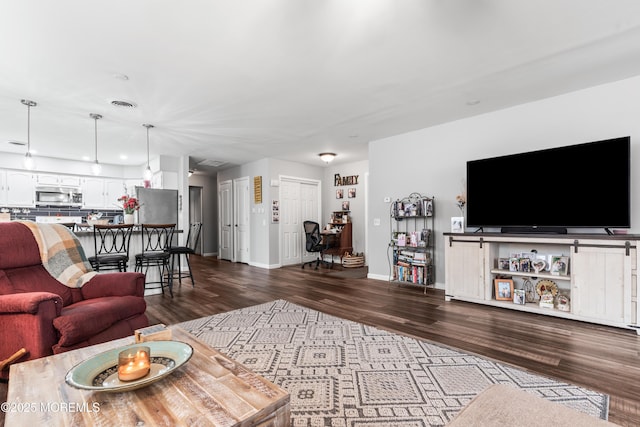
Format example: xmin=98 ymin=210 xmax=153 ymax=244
xmin=88 ymin=224 xmax=134 ymax=272
xmin=167 ymin=222 xmax=202 ymax=287
xmin=135 ymin=223 xmax=175 ymax=297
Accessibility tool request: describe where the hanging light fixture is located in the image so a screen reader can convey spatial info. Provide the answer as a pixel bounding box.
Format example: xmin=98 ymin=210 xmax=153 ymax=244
xmin=21 ymin=99 xmax=37 ymax=170
xmin=142 ymin=124 xmax=154 ymax=181
xmin=319 ymin=152 xmax=336 ymax=163
xmin=90 ymin=113 xmax=102 ymax=175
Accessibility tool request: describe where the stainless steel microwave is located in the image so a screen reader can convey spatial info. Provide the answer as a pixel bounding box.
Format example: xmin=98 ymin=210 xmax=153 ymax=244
xmin=35 ymin=185 xmax=83 ymax=206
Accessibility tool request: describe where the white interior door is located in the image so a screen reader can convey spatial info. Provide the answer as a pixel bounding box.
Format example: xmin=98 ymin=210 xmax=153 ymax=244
xmin=280 ymin=177 xmax=320 ymax=266
xmin=219 ymin=180 xmax=233 ymax=261
xmin=234 ymin=176 xmax=250 ymax=263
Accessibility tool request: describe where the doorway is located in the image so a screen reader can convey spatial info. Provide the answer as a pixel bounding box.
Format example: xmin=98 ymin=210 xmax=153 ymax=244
xmin=219 ymin=180 xmax=233 ymax=261
xmin=279 ymin=177 xmax=321 ymax=266
xmin=188 ymin=186 xmax=203 ymax=255
xmin=233 ymin=176 xmax=250 ymax=263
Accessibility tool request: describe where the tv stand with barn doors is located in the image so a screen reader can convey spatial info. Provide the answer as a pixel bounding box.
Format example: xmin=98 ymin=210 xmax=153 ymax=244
xmin=443 ymin=232 xmax=640 ymax=334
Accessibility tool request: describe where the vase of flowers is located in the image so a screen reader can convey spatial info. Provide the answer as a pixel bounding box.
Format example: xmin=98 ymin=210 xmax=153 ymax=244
xmin=117 ymin=195 xmax=141 ymax=224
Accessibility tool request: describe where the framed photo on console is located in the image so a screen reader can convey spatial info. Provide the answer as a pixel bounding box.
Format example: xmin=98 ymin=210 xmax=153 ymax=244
xmin=550 ymin=256 xmax=569 ymax=276
xmin=494 ymin=279 xmax=514 ymax=301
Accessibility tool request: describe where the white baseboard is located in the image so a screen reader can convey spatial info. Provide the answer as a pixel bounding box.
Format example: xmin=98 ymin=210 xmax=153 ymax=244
xmin=249 ymin=262 xmax=282 ymax=269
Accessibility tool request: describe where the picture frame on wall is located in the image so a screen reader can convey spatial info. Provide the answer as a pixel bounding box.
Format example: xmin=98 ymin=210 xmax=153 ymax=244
xmin=494 ymin=279 xmax=514 ymax=301
xmin=336 ymin=189 xmax=344 ymax=199
xmin=348 ymin=188 xmax=356 ymax=198
xmin=341 ymin=201 xmax=350 ymax=211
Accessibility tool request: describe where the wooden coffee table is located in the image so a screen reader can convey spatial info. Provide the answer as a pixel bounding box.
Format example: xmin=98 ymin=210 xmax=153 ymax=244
xmin=5 ymin=327 xmax=290 ymax=426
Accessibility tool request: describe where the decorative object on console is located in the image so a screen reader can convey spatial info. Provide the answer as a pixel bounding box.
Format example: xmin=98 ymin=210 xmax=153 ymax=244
xmin=532 ymin=259 xmax=547 ymax=274
xmin=513 ymin=289 xmax=525 ymax=305
xmin=523 ymin=278 xmax=537 ymax=303
xmin=557 ymin=294 xmax=571 ymax=312
xmin=494 ymin=278 xmax=514 ymax=301
xmin=536 ymin=279 xmax=558 ymax=308
xmin=550 ymin=255 xmax=569 ymax=275
xmin=536 ymin=279 xmax=558 ymax=297
xmin=451 ymin=216 xmax=464 ymax=233
xmin=540 ymin=293 xmax=555 ymax=309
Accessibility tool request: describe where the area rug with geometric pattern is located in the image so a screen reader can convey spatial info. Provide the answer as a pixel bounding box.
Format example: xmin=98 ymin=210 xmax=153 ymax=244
xmin=176 ymin=299 xmax=609 ymax=426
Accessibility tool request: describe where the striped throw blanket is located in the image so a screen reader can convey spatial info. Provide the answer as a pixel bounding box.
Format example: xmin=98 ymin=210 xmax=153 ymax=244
xmin=19 ymin=221 xmax=97 ymax=288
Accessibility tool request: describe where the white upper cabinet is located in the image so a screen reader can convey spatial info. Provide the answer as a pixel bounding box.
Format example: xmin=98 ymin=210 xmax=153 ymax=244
xmin=36 ymin=174 xmax=81 ymax=187
xmin=4 ymin=171 xmax=35 ymax=207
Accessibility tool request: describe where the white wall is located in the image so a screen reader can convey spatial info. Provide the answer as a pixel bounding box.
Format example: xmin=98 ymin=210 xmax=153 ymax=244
xmin=323 ymin=160 xmax=369 ymax=256
xmin=219 ymin=157 xmax=325 ymax=268
xmin=368 ymin=75 xmax=640 ymax=285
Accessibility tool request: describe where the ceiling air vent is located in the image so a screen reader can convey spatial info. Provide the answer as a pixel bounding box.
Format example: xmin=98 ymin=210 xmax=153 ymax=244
xmin=198 ymin=159 xmax=227 ymax=168
xmin=110 ymin=100 xmax=137 ymax=108
xmin=7 ymin=140 xmax=26 ymax=146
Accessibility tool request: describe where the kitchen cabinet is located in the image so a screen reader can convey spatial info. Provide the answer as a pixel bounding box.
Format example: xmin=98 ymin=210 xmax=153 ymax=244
xmin=1 ymin=170 xmax=35 ymax=207
xmin=36 ymin=174 xmax=81 ymax=187
xmin=82 ymin=177 xmax=124 ymax=209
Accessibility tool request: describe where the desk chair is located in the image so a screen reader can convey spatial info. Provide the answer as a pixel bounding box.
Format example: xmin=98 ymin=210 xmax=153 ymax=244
xmin=134 ymin=223 xmax=175 ymax=297
xmin=301 ymin=221 xmax=331 ymax=270
xmin=167 ymin=222 xmax=202 ymax=288
xmin=88 ymin=224 xmax=134 ymax=272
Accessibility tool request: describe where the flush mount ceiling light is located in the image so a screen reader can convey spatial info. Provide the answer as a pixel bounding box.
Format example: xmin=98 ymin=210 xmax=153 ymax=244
xmin=20 ymin=99 xmax=37 ymax=170
xmin=90 ymin=113 xmax=102 ymax=175
xmin=110 ymin=100 xmax=137 ymax=108
xmin=142 ymin=124 xmax=154 ymax=181
xmin=319 ymin=152 xmax=336 ymax=163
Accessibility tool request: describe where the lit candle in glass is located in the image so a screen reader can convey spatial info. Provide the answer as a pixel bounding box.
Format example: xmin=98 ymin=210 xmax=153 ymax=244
xmin=117 ymin=346 xmax=151 ymax=382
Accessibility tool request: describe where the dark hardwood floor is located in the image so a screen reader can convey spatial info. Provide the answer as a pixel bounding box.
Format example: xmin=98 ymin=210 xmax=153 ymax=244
xmin=147 ymin=255 xmax=640 ymax=426
xmin=2 ymin=255 xmax=639 ymax=426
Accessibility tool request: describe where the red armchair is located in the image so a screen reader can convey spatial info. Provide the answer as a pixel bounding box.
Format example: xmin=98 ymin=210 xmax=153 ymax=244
xmin=0 ymin=222 xmax=149 ymax=378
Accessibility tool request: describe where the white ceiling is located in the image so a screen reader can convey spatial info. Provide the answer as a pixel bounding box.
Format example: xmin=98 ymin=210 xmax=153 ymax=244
xmin=2 ymin=0 xmax=640 ymax=174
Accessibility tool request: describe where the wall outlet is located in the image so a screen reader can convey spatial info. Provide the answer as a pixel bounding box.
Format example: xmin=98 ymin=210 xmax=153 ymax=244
xmin=383 ymin=197 xmax=391 ymax=203
xmin=373 ymin=218 xmax=381 ymax=226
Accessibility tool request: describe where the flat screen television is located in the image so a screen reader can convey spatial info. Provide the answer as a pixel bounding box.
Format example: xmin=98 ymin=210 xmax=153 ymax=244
xmin=466 ymin=136 xmax=631 ymax=233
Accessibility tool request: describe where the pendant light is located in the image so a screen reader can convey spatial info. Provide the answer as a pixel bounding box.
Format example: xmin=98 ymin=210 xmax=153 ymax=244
xmin=21 ymin=99 xmax=37 ymax=170
xmin=90 ymin=113 xmax=102 ymax=175
xmin=142 ymin=124 xmax=154 ymax=181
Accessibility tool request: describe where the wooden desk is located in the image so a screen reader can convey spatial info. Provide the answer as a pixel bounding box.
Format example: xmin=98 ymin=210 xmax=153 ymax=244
xmin=6 ymin=327 xmax=290 ymax=427
xmin=321 ymin=222 xmax=353 ymax=265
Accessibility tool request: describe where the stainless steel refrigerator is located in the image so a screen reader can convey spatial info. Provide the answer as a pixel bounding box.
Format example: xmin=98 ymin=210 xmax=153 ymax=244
xmin=136 ymin=187 xmax=178 ymax=225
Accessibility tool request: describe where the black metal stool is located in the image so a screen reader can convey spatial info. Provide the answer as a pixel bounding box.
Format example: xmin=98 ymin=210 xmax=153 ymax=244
xmin=167 ymin=222 xmax=202 ymax=287
xmin=88 ymin=224 xmax=134 ymax=272
xmin=134 ymin=223 xmax=175 ymax=297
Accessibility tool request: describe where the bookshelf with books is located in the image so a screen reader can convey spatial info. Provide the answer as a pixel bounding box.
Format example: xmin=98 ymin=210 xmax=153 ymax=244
xmin=389 ymin=192 xmax=435 ymax=294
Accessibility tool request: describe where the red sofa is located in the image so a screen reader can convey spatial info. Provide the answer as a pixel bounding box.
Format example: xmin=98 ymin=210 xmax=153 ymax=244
xmin=0 ymin=222 xmax=149 ymax=378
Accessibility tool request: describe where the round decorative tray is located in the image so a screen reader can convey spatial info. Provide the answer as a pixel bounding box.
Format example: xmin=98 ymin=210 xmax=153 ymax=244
xmin=536 ymin=279 xmax=558 ymax=297
xmin=65 ymin=341 xmax=193 ymax=392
